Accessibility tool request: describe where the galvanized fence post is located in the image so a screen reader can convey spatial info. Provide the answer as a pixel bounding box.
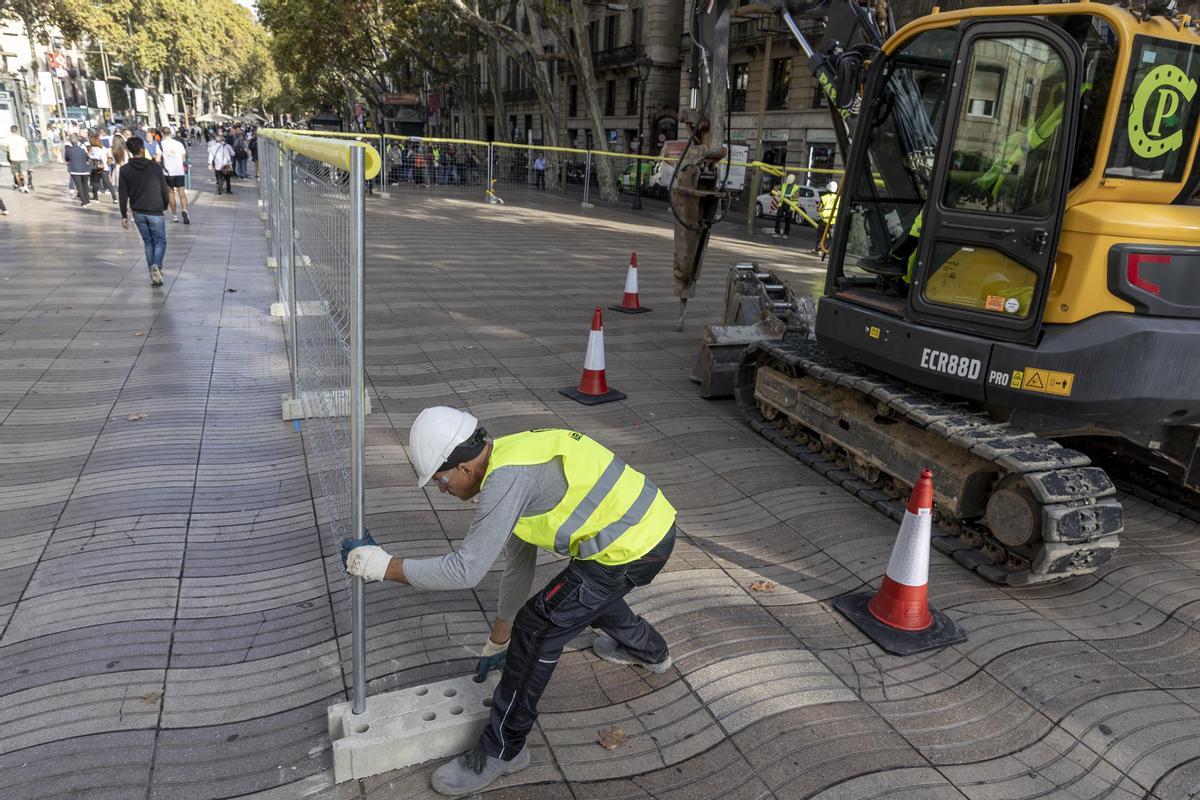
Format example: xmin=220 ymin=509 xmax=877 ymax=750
xmin=285 ymin=146 xmax=300 ymax=403
xmin=349 ymin=145 xmax=368 ymax=716
xmin=486 ymin=142 xmax=494 ymax=202
xmin=377 ymin=133 xmax=389 ymax=198
xmin=581 ymin=151 xmax=593 ymax=208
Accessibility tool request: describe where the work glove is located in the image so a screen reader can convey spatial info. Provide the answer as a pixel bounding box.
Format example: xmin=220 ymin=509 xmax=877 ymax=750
xmin=341 ymin=530 xmax=392 ymax=582
xmin=474 ymin=638 xmax=508 ymax=683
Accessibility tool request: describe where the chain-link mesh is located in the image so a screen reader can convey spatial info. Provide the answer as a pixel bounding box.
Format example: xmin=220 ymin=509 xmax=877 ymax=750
xmin=259 ymin=130 xmax=368 ymax=713
xmin=291 ymin=150 xmax=357 ymax=562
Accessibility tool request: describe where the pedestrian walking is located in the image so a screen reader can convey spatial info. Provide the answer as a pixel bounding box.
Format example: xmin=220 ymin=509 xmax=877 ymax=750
xmin=233 ymin=127 xmax=250 ymax=179
xmin=345 ymin=407 xmax=677 ymax=797
xmin=87 ymin=133 xmax=117 ymax=202
xmin=533 ymin=154 xmax=546 ymax=190
xmin=111 ymin=133 xmax=128 ymax=187
xmin=0 ymin=195 xmax=7 ymax=216
xmin=249 ymin=131 xmax=259 ymax=179
xmin=64 ymin=135 xmax=92 ymax=206
xmin=159 ymin=127 xmax=190 ymax=224
xmin=118 ymin=136 xmax=170 ymax=287
xmin=209 ymin=136 xmax=235 ymax=195
xmin=4 ymin=125 xmax=31 ymax=192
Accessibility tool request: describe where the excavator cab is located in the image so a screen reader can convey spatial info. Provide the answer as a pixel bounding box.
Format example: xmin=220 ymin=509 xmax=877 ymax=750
xmin=826 ymin=12 xmax=1122 ymax=346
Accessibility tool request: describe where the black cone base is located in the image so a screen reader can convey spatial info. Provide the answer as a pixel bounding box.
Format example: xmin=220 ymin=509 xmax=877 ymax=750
xmin=833 ymin=592 xmax=966 ymax=656
xmin=559 ymin=386 xmax=627 ymax=405
xmin=609 ymin=304 xmax=651 ymax=314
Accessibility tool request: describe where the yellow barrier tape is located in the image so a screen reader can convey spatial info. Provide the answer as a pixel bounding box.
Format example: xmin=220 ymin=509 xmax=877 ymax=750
xmin=259 ymin=129 xmax=381 ymax=181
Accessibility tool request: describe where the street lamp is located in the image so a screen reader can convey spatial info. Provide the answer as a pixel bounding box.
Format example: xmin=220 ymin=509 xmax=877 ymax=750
xmin=631 ymin=54 xmax=652 ymax=211
xmin=123 ymin=85 xmax=132 ymax=122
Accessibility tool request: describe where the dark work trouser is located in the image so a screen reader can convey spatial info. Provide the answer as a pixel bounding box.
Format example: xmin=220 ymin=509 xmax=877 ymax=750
xmin=774 ymin=204 xmax=792 ymax=235
xmin=478 ymin=526 xmax=676 ymax=761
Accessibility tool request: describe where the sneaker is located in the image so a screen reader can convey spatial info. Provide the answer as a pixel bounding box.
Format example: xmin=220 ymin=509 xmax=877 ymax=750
xmin=592 ymin=632 xmax=673 ymax=673
xmin=172 ymin=215 xmax=179 ymax=222
xmin=182 ymin=211 xmax=190 ymax=225
xmin=150 ymin=267 xmax=164 ymax=287
xmin=431 ymin=745 xmax=529 ymax=797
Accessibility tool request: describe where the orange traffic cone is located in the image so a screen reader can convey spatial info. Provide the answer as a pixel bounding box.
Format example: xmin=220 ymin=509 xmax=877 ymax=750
xmin=559 ymin=307 xmax=626 ymax=405
xmin=609 ymin=252 xmax=651 ymax=314
xmin=833 ymin=469 xmax=966 ymax=655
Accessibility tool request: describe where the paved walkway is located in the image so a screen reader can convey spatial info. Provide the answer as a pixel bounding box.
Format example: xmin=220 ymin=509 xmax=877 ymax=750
xmin=2 ymin=160 xmax=1200 ymax=800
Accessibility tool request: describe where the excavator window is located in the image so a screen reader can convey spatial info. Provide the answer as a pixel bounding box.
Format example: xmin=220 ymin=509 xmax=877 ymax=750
xmin=941 ymin=37 xmax=1070 ymax=219
xmin=921 ymin=32 xmax=1074 ymax=321
xmin=1106 ymin=36 xmax=1200 ymax=183
xmin=838 ymin=28 xmax=958 ymax=279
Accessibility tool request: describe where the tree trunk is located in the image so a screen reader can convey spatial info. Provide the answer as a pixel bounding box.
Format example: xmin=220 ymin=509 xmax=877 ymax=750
xmin=486 ymin=41 xmax=505 ymax=141
xmin=565 ymin=0 xmax=616 ymax=201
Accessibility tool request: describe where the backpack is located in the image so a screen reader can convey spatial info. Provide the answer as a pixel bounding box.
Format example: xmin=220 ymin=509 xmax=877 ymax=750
xmin=234 ymin=140 xmax=248 ymax=159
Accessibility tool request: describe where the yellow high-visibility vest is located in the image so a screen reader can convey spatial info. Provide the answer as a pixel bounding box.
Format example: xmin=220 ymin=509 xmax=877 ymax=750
xmin=482 ymin=430 xmax=676 ymax=565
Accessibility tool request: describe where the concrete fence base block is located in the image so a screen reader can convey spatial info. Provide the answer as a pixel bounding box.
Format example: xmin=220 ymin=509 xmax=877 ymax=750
xmin=270 ymin=300 xmax=327 ymax=318
xmin=264 ymin=229 xmax=272 ymax=240
xmin=580 ymin=202 xmax=595 ymax=209
xmin=328 ymin=673 xmax=498 ymax=783
xmin=281 ymin=390 xmax=373 ymax=422
xmin=266 ymin=256 xmax=277 ymax=269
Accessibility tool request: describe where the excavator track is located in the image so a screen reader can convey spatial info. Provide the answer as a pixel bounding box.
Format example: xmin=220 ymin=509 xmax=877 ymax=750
xmin=734 ymin=333 xmax=1124 ymax=586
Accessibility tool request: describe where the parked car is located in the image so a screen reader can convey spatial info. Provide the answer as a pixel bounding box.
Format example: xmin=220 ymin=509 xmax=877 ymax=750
xmin=755 ymin=183 xmax=828 ymax=225
xmin=617 ymin=161 xmax=658 ymax=194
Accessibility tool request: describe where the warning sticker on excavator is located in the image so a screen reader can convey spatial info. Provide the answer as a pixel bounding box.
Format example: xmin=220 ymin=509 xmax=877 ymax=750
xmin=1018 ymin=367 xmax=1075 ymax=397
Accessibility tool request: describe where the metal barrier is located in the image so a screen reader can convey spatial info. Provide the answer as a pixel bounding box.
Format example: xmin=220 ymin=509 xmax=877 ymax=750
xmin=295 ymin=130 xmax=845 ymax=222
xmin=258 ymin=129 xmax=381 ymax=715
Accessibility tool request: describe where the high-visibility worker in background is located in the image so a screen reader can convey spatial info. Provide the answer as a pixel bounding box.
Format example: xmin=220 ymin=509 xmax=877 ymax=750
xmin=345 ymin=406 xmax=678 ymax=797
xmin=771 ymin=172 xmax=801 ymax=239
xmin=819 ymin=179 xmax=840 ymax=225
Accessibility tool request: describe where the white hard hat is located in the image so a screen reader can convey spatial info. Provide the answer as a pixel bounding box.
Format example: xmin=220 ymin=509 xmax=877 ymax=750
xmin=408 ymin=406 xmax=480 ymax=487
xmin=827 ymin=180 xmax=839 ymax=192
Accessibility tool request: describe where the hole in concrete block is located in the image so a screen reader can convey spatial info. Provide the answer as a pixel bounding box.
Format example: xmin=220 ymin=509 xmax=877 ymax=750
xmin=449 ymin=706 xmax=463 ymax=715
xmin=422 ymin=712 xmax=436 ymax=721
xmin=482 ymin=698 xmax=493 ymax=708
xmin=353 ymin=723 xmax=370 ymax=734
xmin=443 ymin=688 xmax=458 ymax=697
xmin=415 ymin=688 xmax=429 ymax=696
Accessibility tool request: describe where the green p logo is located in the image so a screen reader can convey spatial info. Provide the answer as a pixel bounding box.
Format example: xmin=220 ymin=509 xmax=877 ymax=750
xmin=1128 ymin=65 xmax=1197 ymax=159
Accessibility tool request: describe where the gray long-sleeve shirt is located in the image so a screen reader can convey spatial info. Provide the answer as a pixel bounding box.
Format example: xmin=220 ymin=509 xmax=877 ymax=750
xmin=404 ymin=459 xmax=568 ymax=621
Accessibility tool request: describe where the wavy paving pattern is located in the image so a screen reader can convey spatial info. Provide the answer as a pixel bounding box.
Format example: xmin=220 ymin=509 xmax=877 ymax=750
xmin=4 ymin=177 xmax=1200 ymax=800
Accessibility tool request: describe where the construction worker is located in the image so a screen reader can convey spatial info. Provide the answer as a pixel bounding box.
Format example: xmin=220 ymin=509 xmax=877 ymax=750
xmin=771 ymin=173 xmax=801 ymax=239
xmin=344 ymin=406 xmax=677 ymax=797
xmin=819 ymin=179 xmax=840 ymax=226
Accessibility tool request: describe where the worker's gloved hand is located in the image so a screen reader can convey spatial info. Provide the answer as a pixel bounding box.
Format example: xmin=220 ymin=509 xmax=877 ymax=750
xmin=341 ymin=530 xmax=392 ymax=582
xmin=344 ymin=545 xmax=393 ymax=582
xmin=474 ymin=638 xmax=508 ymax=683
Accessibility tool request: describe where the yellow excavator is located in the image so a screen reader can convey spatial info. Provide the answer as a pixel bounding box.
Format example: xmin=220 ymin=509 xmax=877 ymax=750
xmin=671 ymin=0 xmax=1200 ymax=585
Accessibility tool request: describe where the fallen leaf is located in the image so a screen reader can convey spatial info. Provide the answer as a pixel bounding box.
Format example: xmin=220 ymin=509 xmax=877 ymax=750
xmin=749 ymin=579 xmax=776 ymax=593
xmin=142 ymin=690 xmax=162 ymax=704
xmin=597 ymin=725 xmax=626 ymax=751
xmin=134 ymin=331 xmax=145 ymax=337
xmin=226 ymin=288 xmax=237 ymax=293
xmin=126 ymin=413 xmax=147 ymax=422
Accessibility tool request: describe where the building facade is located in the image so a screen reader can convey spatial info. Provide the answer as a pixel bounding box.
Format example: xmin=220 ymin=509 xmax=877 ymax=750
xmin=677 ymin=0 xmax=841 ymax=188
xmin=449 ymin=1 xmax=684 ymax=156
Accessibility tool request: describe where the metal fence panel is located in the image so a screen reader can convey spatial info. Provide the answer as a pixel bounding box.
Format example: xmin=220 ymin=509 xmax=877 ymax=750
xmin=259 ymin=130 xmax=370 ymax=714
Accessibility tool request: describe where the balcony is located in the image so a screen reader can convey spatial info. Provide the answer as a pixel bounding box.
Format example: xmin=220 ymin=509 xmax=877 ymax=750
xmin=593 ymin=44 xmax=639 ymax=70
xmin=558 ymin=44 xmax=641 ymax=75
xmin=722 ymin=15 xmax=821 ymax=47
xmin=502 ymin=87 xmax=537 ymax=104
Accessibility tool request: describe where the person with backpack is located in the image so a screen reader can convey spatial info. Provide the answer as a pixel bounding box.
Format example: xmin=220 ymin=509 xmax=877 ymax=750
xmin=87 ymin=133 xmax=117 ymax=202
xmin=209 ymin=136 xmax=236 ymax=195
xmin=233 ymin=128 xmax=250 ymax=179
